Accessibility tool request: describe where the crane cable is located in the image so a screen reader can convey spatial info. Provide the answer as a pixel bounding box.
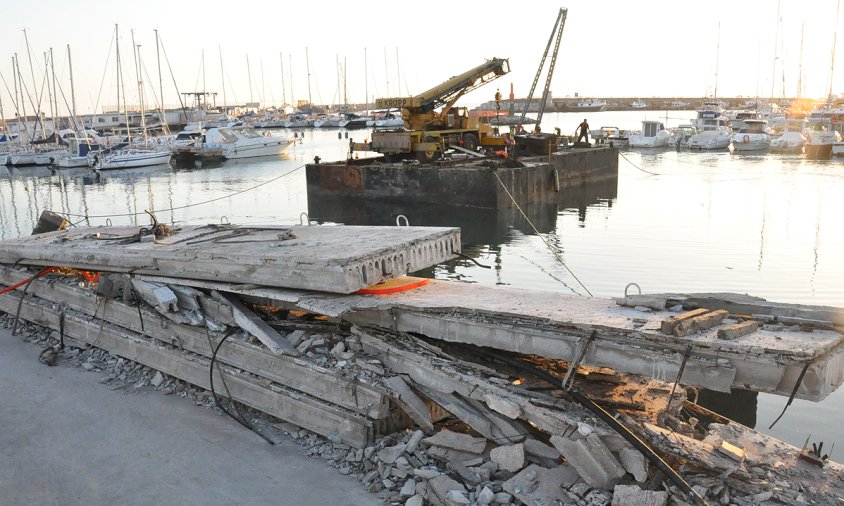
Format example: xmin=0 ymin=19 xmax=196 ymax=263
xmin=492 ymin=169 xmax=593 ymax=297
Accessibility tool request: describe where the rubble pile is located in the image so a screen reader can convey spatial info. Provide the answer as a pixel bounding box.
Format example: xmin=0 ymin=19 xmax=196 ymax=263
xmin=2 ymin=264 xmax=842 ymax=506
xmin=0 ymin=222 xmax=842 ymax=506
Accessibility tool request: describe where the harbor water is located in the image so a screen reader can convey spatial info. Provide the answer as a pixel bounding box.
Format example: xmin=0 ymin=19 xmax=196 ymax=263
xmin=0 ymin=110 xmax=841 ymax=452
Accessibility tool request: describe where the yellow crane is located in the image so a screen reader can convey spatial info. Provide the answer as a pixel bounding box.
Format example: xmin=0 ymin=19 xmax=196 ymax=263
xmin=351 ymin=58 xmax=510 ymax=161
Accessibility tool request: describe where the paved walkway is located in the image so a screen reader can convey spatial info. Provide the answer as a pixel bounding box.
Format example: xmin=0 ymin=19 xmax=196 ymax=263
xmin=0 ymin=327 xmax=378 ymax=506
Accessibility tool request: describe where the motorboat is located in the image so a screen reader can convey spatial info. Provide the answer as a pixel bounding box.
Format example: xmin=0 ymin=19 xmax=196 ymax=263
xmin=628 ymin=121 xmax=670 ymax=148
xmin=374 ymin=111 xmax=404 ymax=129
xmin=805 ymin=123 xmax=842 ymax=160
xmin=688 ymin=111 xmax=732 ymax=150
xmin=283 ymin=114 xmax=314 ymax=128
xmin=669 ymin=124 xmax=698 ymax=147
xmin=670 ymin=100 xmax=691 ymax=108
xmin=204 ymin=126 xmax=294 ymax=159
xmin=728 ymin=111 xmax=763 ymax=131
xmin=731 ymin=119 xmax=770 ymax=152
xmin=313 ymin=114 xmax=343 ymax=128
xmin=339 ymin=113 xmax=372 ymax=130
xmin=630 ymin=100 xmax=648 ymax=109
xmin=592 ymin=126 xmax=633 ymax=147
xmin=769 ymin=117 xmax=808 ymax=154
xmin=97 ymin=149 xmax=172 ymax=170
xmin=566 ymin=99 xmax=606 ymax=112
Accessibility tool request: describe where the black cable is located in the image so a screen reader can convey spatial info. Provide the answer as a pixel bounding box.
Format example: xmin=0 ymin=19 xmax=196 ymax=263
xmin=768 ymin=362 xmax=810 ymax=430
xmin=455 ymin=252 xmax=492 ymax=269
xmin=209 ymin=330 xmax=274 ymax=445
xmin=11 ymin=267 xmax=54 ymax=337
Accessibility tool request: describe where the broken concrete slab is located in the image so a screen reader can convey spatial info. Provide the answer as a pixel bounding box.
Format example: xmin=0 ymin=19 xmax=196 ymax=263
xmin=423 ymin=430 xmax=486 ymax=455
xmin=618 ymin=447 xmax=647 ymax=483
xmin=611 ymin=485 xmax=667 ymax=506
xmin=490 ymin=443 xmax=526 ymax=472
xmin=550 ymin=433 xmax=626 ymax=489
xmin=673 ymin=310 xmax=728 ymax=337
xmin=427 ymin=475 xmax=466 ymax=505
xmin=502 ymin=464 xmax=579 ymax=505
xmin=217 ymin=293 xmax=300 ymax=356
xmin=717 ymin=321 xmax=759 ymax=340
xmin=131 ymin=279 xmax=179 ymax=313
xmin=0 ymin=224 xmax=460 ymax=294
xmin=482 ymin=393 xmax=520 ymax=419
xmin=523 ymin=438 xmax=561 ymax=461
xmin=382 ymin=376 xmax=434 ymax=432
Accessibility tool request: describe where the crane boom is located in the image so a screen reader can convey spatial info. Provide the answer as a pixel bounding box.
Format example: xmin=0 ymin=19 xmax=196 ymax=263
xmin=376 ymin=58 xmax=509 ymax=113
xmin=519 ymin=8 xmax=567 ymax=130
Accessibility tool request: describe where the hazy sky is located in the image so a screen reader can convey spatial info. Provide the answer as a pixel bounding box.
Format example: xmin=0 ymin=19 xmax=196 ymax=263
xmin=0 ymin=0 xmax=841 ymax=115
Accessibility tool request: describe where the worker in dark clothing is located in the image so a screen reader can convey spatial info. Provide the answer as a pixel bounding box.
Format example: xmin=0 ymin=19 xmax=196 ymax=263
xmin=577 ymin=119 xmax=590 ymax=144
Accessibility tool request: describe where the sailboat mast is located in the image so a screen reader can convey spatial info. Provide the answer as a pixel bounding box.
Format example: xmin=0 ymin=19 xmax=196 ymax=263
xmin=343 ymin=56 xmax=347 ymax=110
xmin=364 ymin=47 xmax=368 ymax=114
xmin=22 ymin=29 xmax=44 ymax=138
xmin=67 ymin=45 xmax=79 ymax=134
xmin=279 ymin=52 xmax=286 ymax=108
xmin=288 ymin=54 xmax=293 ymax=110
xmin=260 ymin=58 xmax=265 ymax=108
xmin=117 ymin=25 xmax=131 ymax=144
xmin=155 ymin=30 xmax=165 ymax=129
xmin=336 ymin=54 xmax=340 ymax=111
xmin=114 ymin=25 xmax=120 ymax=121
xmin=15 ymin=55 xmax=28 ymax=141
xmin=829 ymin=0 xmax=840 ymax=102
xmin=202 ymin=49 xmax=206 ymax=109
xmin=11 ymin=56 xmax=22 ymax=139
xmin=384 ymin=47 xmax=389 ymax=97
xmin=305 ymin=47 xmax=312 ymax=111
xmin=219 ymin=46 xmax=227 ymax=115
xmin=246 ymin=55 xmax=253 ymax=105
xmin=47 ymin=50 xmax=55 ymax=133
xmin=130 ymin=30 xmax=147 ymax=146
xmin=714 ymin=22 xmax=720 ymax=99
xmin=797 ymin=23 xmax=804 ymax=100
xmin=770 ymin=0 xmax=781 ymax=100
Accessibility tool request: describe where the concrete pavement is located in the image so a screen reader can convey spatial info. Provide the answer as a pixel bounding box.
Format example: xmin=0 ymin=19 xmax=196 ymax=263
xmin=0 ymin=326 xmax=378 ymax=506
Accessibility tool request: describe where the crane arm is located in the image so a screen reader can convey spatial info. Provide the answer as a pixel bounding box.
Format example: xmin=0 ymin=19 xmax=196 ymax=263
xmin=376 ymin=58 xmax=509 ymax=112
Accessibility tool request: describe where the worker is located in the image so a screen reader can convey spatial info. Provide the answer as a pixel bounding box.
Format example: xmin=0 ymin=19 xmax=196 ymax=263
xmin=577 ymin=118 xmax=590 ymax=144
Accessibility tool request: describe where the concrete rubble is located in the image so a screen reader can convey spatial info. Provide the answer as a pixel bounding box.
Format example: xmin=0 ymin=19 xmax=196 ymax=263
xmin=1 ymin=223 xmax=843 ymax=505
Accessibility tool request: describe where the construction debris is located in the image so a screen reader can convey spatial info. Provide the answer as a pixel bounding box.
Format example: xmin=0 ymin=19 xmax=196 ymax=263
xmin=1 ymin=223 xmax=843 ymax=505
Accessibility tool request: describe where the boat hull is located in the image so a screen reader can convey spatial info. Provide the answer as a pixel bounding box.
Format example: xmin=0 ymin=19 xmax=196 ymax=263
xmin=99 ymin=151 xmax=172 ymax=170
xmin=223 ymin=139 xmax=293 ymax=159
xmin=805 ymin=143 xmax=833 ymax=160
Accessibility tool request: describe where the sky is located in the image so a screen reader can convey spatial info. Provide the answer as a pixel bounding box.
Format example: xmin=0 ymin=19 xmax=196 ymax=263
xmin=0 ymin=0 xmax=841 ymax=116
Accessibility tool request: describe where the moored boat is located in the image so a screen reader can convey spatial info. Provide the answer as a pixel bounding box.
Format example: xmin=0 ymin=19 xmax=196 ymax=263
xmin=731 ymin=119 xmax=770 ymax=152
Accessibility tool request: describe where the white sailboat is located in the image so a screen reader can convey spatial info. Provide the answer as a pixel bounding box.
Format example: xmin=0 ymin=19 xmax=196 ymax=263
xmin=98 ymin=27 xmax=171 ymax=171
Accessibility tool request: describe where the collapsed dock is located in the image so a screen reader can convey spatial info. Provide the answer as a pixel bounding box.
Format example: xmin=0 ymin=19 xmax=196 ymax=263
xmin=1 ymin=222 xmax=842 ymax=505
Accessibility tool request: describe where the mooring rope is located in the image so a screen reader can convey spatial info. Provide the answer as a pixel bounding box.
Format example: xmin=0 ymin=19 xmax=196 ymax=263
xmin=492 ymin=169 xmax=593 ymax=297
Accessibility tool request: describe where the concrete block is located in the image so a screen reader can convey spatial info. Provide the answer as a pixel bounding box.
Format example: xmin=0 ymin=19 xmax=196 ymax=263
xmin=405 ymin=494 xmax=424 ymax=506
xmin=377 ymin=443 xmax=406 ymax=464
xmin=405 ymin=430 xmax=425 ymax=453
xmin=445 ymin=490 xmax=470 ymax=505
xmin=523 ymin=438 xmax=562 ymax=460
xmin=483 ymin=393 xmax=520 ymax=419
xmin=400 ymin=478 xmax=417 ymax=497
xmin=168 ymin=284 xmax=203 ymax=311
xmin=502 ymin=464 xmax=579 ymax=505
xmin=550 ymin=433 xmax=626 ymax=489
xmin=423 ymin=429 xmax=486 ymax=454
xmin=618 ymin=447 xmax=647 ymax=483
xmin=428 ymin=475 xmax=466 ymax=504
xmin=477 ymin=486 xmax=495 ymax=505
xmin=611 ymin=484 xmax=667 ymax=506
xmin=490 ymin=443 xmax=526 ymax=472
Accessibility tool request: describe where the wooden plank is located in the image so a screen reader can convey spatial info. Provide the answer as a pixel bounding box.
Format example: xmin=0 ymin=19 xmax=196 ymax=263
xmin=660 ymin=309 xmax=710 ymax=335
xmin=216 ymin=292 xmax=300 ymax=356
xmin=674 ymin=310 xmax=729 ymax=337
xmin=0 ymin=270 xmax=388 ymax=418
xmin=718 ymin=321 xmax=759 ymax=341
xmin=0 ymin=292 xmax=373 ymax=448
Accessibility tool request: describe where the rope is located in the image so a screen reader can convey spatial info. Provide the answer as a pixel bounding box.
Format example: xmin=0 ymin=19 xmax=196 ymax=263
xmin=491 ymin=169 xmax=593 ymax=297
xmin=58 ymin=163 xmax=307 ymax=221
xmin=618 ymin=151 xmax=662 ymax=176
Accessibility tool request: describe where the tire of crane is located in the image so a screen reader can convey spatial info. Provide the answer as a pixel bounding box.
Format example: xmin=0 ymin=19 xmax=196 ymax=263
xmin=462 ymin=133 xmax=480 ymax=152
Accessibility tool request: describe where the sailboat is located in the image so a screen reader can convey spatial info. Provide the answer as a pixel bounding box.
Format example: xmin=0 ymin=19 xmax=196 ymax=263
xmin=807 ymin=0 xmax=842 ymax=160
xmin=98 ymin=27 xmax=171 ymax=170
